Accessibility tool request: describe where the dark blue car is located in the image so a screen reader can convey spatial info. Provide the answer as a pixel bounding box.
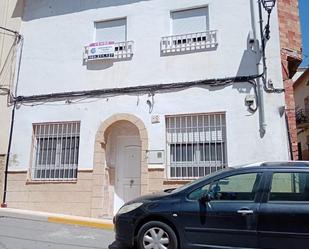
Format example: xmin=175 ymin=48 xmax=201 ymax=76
xmin=114 ymin=162 xmax=309 ymax=249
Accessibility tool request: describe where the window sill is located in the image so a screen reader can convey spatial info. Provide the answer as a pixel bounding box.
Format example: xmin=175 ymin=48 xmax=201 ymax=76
xmin=26 ymin=180 xmax=77 ymax=185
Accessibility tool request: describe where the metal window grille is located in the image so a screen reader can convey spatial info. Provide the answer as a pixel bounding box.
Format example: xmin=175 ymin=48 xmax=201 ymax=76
xmin=32 ymin=122 xmax=80 ymax=181
xmin=166 ymin=113 xmax=227 ymax=179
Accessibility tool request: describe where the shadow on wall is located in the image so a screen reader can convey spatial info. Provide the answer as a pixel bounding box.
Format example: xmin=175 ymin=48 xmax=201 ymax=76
xmin=13 ymin=0 xmax=150 ymax=21
xmin=84 ymin=57 xmax=133 ymax=70
xmin=200 ymin=33 xmax=258 ymax=95
xmin=231 ymin=32 xmax=260 ymax=94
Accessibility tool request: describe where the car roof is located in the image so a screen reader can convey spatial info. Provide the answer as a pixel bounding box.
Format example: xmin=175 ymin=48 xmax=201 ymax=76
xmin=260 ymin=161 xmax=309 ymax=167
xmin=231 ymin=161 xmax=309 ymax=171
xmin=171 ymin=161 xmax=309 ymax=194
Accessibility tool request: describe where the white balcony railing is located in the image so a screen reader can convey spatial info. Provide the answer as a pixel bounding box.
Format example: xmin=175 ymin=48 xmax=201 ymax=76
xmin=84 ymin=41 xmax=134 ymax=61
xmin=114 ymin=41 xmax=134 ymax=59
xmin=161 ymin=30 xmax=218 ymax=54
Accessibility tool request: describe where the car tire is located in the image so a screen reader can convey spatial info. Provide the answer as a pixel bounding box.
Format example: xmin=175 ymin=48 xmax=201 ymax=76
xmin=137 ymin=221 xmax=178 ymax=249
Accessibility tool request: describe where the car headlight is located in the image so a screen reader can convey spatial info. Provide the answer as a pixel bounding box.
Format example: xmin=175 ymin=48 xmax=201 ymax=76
xmin=117 ymin=202 xmax=143 ymax=215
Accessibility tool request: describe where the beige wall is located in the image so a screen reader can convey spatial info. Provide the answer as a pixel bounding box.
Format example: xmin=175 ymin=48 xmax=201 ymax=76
xmin=0 ymin=155 xmax=5 ymax=202
xmin=294 ymin=73 xmax=309 ymax=110
xmin=300 ymin=131 xmax=309 ymax=160
xmin=0 ymin=0 xmax=23 ymax=204
xmin=294 ymin=70 xmax=309 ymax=160
xmin=7 ymin=171 xmax=94 ymax=217
xmin=0 ymin=0 xmax=23 ymax=154
xmin=6 ymin=168 xmax=189 ymax=218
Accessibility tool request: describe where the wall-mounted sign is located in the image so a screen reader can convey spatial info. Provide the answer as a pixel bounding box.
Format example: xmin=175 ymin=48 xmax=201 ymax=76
xmin=86 ymin=41 xmax=115 ymax=60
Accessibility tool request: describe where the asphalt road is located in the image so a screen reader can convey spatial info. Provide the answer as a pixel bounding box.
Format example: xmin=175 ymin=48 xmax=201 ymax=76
xmin=0 ymin=216 xmax=127 ymax=249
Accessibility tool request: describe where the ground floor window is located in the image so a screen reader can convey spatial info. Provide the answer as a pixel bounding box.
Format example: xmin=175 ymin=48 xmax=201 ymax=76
xmin=166 ymin=113 xmax=227 ymax=179
xmin=31 ymin=122 xmax=80 ymax=181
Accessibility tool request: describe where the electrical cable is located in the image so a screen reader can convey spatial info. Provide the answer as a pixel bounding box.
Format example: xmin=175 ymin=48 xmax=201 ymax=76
xmin=15 ymin=73 xmax=264 ymax=104
xmin=248 ymin=79 xmax=259 ymax=112
xmin=0 ymin=26 xmax=20 ymax=35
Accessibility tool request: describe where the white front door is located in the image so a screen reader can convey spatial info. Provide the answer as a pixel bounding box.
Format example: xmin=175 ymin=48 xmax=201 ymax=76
xmin=114 ymin=136 xmax=141 ymax=214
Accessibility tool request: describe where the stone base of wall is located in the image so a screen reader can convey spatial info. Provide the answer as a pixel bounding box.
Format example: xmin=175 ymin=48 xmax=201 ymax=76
xmin=148 ymin=168 xmax=191 ymax=193
xmin=6 ymin=168 xmax=190 ymax=218
xmin=0 ymin=155 xmax=5 ymax=203
xmin=7 ymin=171 xmax=94 ymax=217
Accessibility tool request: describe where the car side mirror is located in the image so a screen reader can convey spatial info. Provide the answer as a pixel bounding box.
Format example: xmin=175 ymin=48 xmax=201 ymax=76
xmin=199 ymin=193 xmax=212 ymax=204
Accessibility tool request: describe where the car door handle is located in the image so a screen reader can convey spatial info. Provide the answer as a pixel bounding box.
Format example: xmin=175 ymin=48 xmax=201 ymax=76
xmin=237 ymin=209 xmax=254 ymax=215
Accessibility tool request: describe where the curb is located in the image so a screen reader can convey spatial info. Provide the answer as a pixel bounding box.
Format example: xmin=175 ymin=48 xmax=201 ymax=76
xmin=0 ymin=207 xmax=114 ymax=230
xmin=47 ymin=216 xmax=114 ymax=230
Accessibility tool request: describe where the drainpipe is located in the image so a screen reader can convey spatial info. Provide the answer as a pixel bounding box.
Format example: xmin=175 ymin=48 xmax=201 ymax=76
xmin=1 ymin=102 xmax=16 ymax=207
xmin=250 ymin=0 xmax=267 ymax=136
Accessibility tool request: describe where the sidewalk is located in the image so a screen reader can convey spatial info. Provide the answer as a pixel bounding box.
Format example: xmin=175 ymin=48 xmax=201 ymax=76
xmin=0 ymin=207 xmax=114 ymax=230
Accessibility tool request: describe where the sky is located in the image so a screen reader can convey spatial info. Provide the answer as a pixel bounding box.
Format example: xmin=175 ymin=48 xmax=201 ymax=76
xmin=299 ymin=0 xmax=309 ymax=67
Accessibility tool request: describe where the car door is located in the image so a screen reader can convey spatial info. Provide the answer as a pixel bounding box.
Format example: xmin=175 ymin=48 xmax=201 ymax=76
xmin=258 ymin=170 xmax=309 ymax=249
xmin=180 ymin=171 xmax=263 ymax=248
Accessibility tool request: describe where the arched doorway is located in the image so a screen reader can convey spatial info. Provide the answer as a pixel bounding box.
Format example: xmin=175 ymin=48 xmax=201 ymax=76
xmin=105 ymin=121 xmax=141 ymax=213
xmin=91 ymin=114 xmax=148 ymax=218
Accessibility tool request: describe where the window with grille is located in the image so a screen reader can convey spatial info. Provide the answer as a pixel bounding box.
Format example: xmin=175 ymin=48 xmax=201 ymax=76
xmin=32 ymin=122 xmax=80 ymax=181
xmin=166 ymin=113 xmax=227 ymax=179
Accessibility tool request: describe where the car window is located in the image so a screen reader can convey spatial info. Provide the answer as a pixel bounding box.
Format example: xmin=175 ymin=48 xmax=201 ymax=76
xmin=188 ymin=183 xmax=210 ymax=200
xmin=269 ymin=172 xmax=309 ymax=202
xmin=209 ymin=173 xmax=261 ymax=201
xmin=172 ymin=169 xmax=229 ymax=194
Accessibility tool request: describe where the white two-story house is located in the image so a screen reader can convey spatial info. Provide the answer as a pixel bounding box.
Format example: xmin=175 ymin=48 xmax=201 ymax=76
xmin=6 ymin=0 xmax=291 ymax=218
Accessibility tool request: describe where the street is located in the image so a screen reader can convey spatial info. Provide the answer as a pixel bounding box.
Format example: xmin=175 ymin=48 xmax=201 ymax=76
xmin=0 ymin=216 xmax=123 ymax=249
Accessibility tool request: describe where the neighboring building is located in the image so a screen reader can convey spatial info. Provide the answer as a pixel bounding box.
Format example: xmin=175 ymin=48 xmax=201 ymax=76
xmin=0 ymin=0 xmax=23 ymax=203
xmin=277 ymin=0 xmax=303 ymax=160
xmin=5 ymin=0 xmax=300 ymax=218
xmin=294 ymin=68 xmax=309 ymax=160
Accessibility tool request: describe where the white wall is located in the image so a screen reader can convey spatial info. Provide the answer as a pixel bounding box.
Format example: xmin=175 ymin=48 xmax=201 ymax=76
xmin=9 ymin=0 xmax=289 ymax=172
xmin=10 ymin=85 xmax=289 ymax=171
xmin=17 ymin=0 xmax=284 ymax=95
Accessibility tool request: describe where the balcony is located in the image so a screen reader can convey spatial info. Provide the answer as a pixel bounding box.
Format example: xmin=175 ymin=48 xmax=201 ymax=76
xmin=84 ymin=41 xmax=134 ymax=61
xmin=113 ymin=41 xmax=134 ymax=59
xmin=161 ymin=30 xmax=218 ymax=55
xmin=296 ymin=109 xmax=309 ymax=128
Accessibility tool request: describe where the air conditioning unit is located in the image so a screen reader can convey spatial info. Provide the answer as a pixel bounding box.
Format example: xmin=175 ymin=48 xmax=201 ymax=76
xmin=84 ymin=41 xmax=115 ymax=61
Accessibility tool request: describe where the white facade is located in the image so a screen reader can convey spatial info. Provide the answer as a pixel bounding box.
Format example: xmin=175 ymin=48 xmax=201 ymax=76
xmin=6 ymin=0 xmax=290 ymax=216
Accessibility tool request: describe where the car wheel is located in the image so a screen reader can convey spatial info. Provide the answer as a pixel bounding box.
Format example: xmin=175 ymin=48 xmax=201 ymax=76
xmin=137 ymin=221 xmax=178 ymax=249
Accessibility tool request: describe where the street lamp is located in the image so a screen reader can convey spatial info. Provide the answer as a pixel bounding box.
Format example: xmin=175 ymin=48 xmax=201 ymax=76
xmin=259 ymin=0 xmax=277 ymax=40
xmin=261 ymin=0 xmax=276 ymax=14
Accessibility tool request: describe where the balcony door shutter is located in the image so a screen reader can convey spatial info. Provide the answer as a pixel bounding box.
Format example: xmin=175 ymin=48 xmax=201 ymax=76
xmin=171 ymin=7 xmax=208 ymax=35
xmin=95 ymin=18 xmax=127 ymax=42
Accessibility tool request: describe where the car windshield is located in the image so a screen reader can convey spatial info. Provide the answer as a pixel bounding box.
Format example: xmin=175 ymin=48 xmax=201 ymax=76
xmin=170 ymin=168 xmax=229 ymax=194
